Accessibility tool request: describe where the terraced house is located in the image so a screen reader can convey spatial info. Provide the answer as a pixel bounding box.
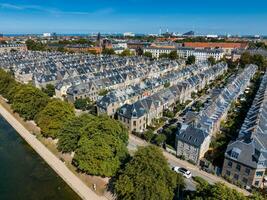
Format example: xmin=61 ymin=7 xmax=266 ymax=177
xmin=222 ymin=71 xmax=267 ymax=188
xmin=117 ymin=62 xmax=227 ymax=133
xmin=175 ymin=65 xmax=258 ymax=164
xmin=96 ymin=62 xmax=209 ymax=116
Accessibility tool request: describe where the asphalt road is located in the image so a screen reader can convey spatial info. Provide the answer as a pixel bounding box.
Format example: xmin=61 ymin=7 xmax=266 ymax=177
xmin=127 ymin=134 xmax=251 ymax=196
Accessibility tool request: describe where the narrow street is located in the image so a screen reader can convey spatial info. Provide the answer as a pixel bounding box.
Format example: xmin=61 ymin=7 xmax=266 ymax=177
xmin=128 ymin=134 xmax=251 ymax=196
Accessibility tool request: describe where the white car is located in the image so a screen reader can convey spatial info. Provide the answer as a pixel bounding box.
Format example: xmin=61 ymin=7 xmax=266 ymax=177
xmin=172 ymin=166 xmax=192 ymax=179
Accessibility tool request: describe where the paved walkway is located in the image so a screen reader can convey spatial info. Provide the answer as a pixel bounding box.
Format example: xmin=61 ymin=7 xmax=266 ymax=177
xmin=0 ymin=105 xmax=107 ymax=200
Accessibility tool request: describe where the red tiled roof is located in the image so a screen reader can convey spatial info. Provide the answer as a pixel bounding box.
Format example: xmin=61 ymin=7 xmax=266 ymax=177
xmin=184 ymin=42 xmax=248 ymax=49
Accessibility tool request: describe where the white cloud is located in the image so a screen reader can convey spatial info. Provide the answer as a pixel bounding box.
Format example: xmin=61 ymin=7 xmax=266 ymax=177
xmin=0 ymin=3 xmax=114 ymax=16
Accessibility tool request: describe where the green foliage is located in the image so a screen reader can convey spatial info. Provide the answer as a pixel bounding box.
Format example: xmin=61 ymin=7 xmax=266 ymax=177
xmin=98 ymin=89 xmax=109 ymax=96
xmin=114 ymin=146 xmax=185 ymax=200
xmin=11 ymin=84 xmax=49 ymax=120
xmin=120 ymin=49 xmax=132 ymax=57
xmin=143 ymin=51 xmax=153 ymax=58
xmin=74 ymin=98 xmax=93 ymax=111
xmin=240 ymin=52 xmax=267 ymax=71
xmin=159 ymin=53 xmax=169 ymax=59
xmin=57 ymin=114 xmax=94 ymax=153
xmin=71 ymin=115 xmax=129 ymax=177
xmin=164 ymin=81 xmax=171 ymax=88
xmin=42 ymin=84 xmax=55 ymax=97
xmin=36 ymin=99 xmax=75 ymax=138
xmin=186 ymin=181 xmax=247 ymax=200
xmin=73 ymin=133 xmax=127 ymax=177
xmin=0 ymin=69 xmax=18 ymax=99
xmin=163 ymin=109 xmax=175 ymax=118
xmin=153 ymin=134 xmax=167 ymax=146
xmin=208 ymin=56 xmax=216 ymax=65
xmin=26 ymin=39 xmax=47 ymax=51
xmin=102 ymin=48 xmax=115 ymax=55
xmin=169 ymin=50 xmax=178 ymax=60
xmin=186 ymin=55 xmax=196 ymax=65
xmin=142 ymin=130 xmax=154 ymax=142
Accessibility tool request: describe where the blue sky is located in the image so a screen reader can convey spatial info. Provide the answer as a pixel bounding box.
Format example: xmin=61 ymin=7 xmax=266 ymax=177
xmin=0 ymin=0 xmax=266 ymax=35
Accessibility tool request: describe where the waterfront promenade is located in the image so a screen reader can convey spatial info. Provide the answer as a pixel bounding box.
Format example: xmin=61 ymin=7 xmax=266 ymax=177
xmin=0 ymin=104 xmax=107 ymax=200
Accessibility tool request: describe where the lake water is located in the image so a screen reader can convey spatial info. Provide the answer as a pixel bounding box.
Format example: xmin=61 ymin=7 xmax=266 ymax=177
xmin=0 ymin=116 xmax=81 ymax=200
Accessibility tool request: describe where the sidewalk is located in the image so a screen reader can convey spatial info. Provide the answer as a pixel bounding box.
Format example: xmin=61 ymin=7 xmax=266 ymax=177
xmin=0 ymin=104 xmax=107 ymax=200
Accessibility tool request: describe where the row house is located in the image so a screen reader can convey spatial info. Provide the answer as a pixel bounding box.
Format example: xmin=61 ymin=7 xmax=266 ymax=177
xmin=96 ymin=62 xmax=214 ymax=116
xmin=222 ymin=71 xmax=267 ymax=188
xmin=175 ymin=64 xmax=257 ymax=164
xmin=117 ymin=63 xmax=228 ymax=133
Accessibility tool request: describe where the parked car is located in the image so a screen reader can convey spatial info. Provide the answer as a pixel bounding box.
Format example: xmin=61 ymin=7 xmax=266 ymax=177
xmin=172 ymin=166 xmax=192 ymax=178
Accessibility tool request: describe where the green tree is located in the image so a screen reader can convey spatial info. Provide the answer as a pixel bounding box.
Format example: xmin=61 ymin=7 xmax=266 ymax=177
xmin=0 ymin=69 xmax=18 ymax=99
xmin=57 ymin=114 xmax=94 ymax=153
xmin=73 ymin=133 xmax=127 ymax=177
xmin=26 ymin=39 xmax=47 ymax=51
xmin=74 ymin=98 xmax=92 ymax=111
xmin=186 ymin=178 xmax=247 ymax=200
xmin=186 ymin=55 xmax=196 ymax=65
xmin=120 ymin=49 xmax=132 ymax=57
xmin=159 ymin=53 xmax=169 ymax=59
xmin=240 ymin=52 xmax=252 ymax=68
xmin=102 ymin=48 xmax=115 ymax=55
xmin=114 ymin=146 xmax=185 ymax=200
xmin=98 ymin=89 xmax=109 ymax=96
xmin=42 ymin=84 xmax=55 ymax=97
xmin=72 ymin=115 xmax=128 ymax=176
xmin=143 ymin=130 xmax=154 ymax=142
xmin=153 ymin=134 xmax=167 ymax=146
xmin=143 ymin=52 xmax=153 ymax=58
xmin=36 ymin=99 xmax=75 ymax=138
xmin=169 ymin=50 xmax=178 ymax=60
xmin=11 ymin=84 xmax=49 ymax=120
xmin=164 ymin=82 xmax=171 ymax=88
xmin=252 ymin=54 xmax=266 ymax=71
xmin=208 ymin=56 xmax=216 ymax=65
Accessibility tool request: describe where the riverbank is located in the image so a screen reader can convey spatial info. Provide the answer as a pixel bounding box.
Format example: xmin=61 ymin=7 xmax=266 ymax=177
xmin=0 ymin=101 xmax=107 ymax=200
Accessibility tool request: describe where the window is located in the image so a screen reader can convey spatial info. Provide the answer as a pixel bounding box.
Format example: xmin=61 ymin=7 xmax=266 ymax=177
xmin=254 ymin=181 xmax=259 ymax=186
xmin=242 ymin=178 xmax=248 ymax=184
xmin=234 ymin=174 xmax=239 ymax=180
xmin=256 ymin=171 xmax=264 ymax=177
xmin=245 ymin=168 xmax=250 ymax=175
xmin=236 ymin=164 xmax=241 ymax=171
xmin=133 ymin=121 xmax=136 ymax=126
xmin=226 ymin=170 xmax=231 ymax=176
xmin=228 ymin=161 xmax=233 ymax=167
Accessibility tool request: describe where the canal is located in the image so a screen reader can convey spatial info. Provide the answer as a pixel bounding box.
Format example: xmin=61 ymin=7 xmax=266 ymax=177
xmin=0 ymin=116 xmax=81 ymax=200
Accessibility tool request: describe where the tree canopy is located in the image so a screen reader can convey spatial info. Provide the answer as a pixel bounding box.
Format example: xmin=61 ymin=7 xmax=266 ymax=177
xmin=42 ymin=84 xmax=55 ymax=97
xmin=59 ymin=114 xmax=129 ymax=177
xmin=143 ymin=51 xmax=153 ymax=58
xmin=114 ymin=146 xmax=184 ymax=200
xmin=11 ymin=84 xmax=49 ymax=120
xmin=186 ymin=55 xmax=196 ymax=65
xmin=102 ymin=48 xmax=115 ymax=55
xmin=186 ymin=177 xmax=247 ymax=200
xmin=120 ymin=49 xmax=132 ymax=57
xmin=208 ymin=56 xmax=216 ymax=65
xmin=169 ymin=50 xmax=178 ymax=60
xmin=36 ymin=99 xmax=75 ymax=138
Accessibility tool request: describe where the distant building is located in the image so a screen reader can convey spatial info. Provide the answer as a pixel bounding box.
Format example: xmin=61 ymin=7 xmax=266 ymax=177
xmin=43 ymin=33 xmax=51 ymax=37
xmin=183 ymin=42 xmax=249 ymax=55
xmin=0 ymin=44 xmax=27 ymax=53
xmin=124 ymin=32 xmax=135 ymax=37
xmin=183 ymin=31 xmax=195 ymax=36
xmin=144 ymin=46 xmax=224 ymax=62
